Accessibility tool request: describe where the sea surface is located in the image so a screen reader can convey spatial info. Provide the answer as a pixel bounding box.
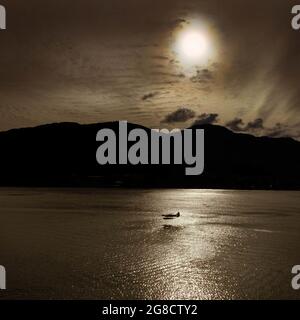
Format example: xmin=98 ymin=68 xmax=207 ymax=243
xmin=0 ymin=188 xmax=300 ymax=299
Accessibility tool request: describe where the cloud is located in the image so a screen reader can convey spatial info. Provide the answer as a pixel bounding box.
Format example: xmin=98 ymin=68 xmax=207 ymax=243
xmin=226 ymin=118 xmax=245 ymax=132
xmin=264 ymin=123 xmax=300 ymax=139
xmin=267 ymin=123 xmax=286 ymax=137
xmin=152 ymin=55 xmax=170 ymax=61
xmin=161 ymin=107 xmax=196 ymax=123
xmin=190 ymin=69 xmax=214 ymax=84
xmin=192 ymin=113 xmax=219 ymax=126
xmin=176 ymin=73 xmax=186 ymax=78
xmin=225 ymin=117 xmax=300 ymax=139
xmin=171 ymin=18 xmax=187 ymax=25
xmin=142 ymin=92 xmax=158 ymax=101
xmin=245 ymin=118 xmax=264 ymax=130
xmin=226 ymin=117 xmax=265 ymax=133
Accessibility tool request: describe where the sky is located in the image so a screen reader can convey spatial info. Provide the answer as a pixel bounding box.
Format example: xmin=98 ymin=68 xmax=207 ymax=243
xmin=0 ymin=0 xmax=300 ymax=139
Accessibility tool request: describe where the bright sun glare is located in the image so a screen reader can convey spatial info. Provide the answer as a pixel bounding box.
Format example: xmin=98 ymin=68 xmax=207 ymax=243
xmin=174 ymin=21 xmax=215 ymax=70
xmin=179 ymin=30 xmax=208 ymax=60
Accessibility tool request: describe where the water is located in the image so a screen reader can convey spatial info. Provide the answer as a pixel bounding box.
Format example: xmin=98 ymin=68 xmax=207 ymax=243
xmin=0 ymin=188 xmax=300 ymax=300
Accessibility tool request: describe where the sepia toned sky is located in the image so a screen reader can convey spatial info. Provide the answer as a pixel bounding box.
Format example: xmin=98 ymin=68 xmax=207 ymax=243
xmin=0 ymin=0 xmax=300 ymax=138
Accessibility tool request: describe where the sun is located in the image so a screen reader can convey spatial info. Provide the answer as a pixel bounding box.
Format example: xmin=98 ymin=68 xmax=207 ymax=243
xmin=178 ymin=30 xmax=208 ymax=60
xmin=173 ymin=20 xmax=216 ymax=70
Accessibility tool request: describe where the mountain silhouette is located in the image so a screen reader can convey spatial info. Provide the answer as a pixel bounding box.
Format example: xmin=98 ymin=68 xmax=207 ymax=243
xmin=0 ymin=121 xmax=299 ymax=189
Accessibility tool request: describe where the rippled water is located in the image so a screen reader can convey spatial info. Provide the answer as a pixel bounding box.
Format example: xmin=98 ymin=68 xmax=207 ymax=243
xmin=0 ymin=188 xmax=300 ymax=299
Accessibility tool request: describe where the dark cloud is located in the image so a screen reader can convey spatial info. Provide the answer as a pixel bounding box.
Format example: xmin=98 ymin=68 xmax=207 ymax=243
xmin=227 ymin=118 xmax=263 ymax=132
xmin=227 ymin=117 xmax=265 ymax=133
xmin=226 ymin=118 xmax=245 ymax=132
xmin=245 ymin=118 xmax=264 ymax=131
xmin=172 ymin=18 xmax=187 ymax=25
xmin=142 ymin=92 xmax=159 ymax=101
xmin=192 ymin=113 xmax=219 ymax=126
xmin=226 ymin=117 xmax=300 ymax=139
xmin=190 ymin=69 xmax=214 ymax=84
xmin=161 ymin=107 xmax=196 ymax=123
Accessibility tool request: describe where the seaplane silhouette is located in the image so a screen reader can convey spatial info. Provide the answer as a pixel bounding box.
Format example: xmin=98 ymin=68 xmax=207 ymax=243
xmin=162 ymin=212 xmax=180 ymax=219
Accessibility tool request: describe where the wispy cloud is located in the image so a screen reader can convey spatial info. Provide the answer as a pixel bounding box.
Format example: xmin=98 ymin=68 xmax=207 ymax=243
xmin=142 ymin=92 xmax=159 ymax=101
